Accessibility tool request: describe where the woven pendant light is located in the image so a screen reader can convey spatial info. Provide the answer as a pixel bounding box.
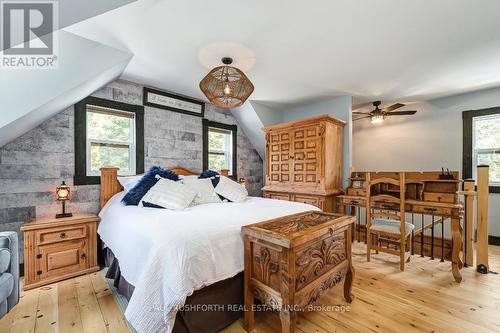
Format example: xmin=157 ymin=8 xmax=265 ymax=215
xmin=199 ymin=57 xmax=254 ymax=109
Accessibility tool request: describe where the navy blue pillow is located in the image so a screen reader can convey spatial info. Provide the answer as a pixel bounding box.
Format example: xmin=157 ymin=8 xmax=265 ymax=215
xmin=199 ymin=170 xmax=220 ymax=187
xmin=142 ymin=202 xmax=165 ymax=209
xmin=122 ymin=166 xmax=179 ymax=206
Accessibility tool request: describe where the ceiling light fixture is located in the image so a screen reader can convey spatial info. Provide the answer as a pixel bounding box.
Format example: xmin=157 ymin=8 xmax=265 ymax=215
xmin=199 ymin=57 xmax=254 ymax=109
xmin=370 ymin=114 xmax=384 ymax=124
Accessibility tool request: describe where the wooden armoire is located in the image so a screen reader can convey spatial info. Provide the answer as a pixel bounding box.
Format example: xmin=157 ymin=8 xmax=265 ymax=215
xmin=262 ymin=115 xmax=345 ymax=212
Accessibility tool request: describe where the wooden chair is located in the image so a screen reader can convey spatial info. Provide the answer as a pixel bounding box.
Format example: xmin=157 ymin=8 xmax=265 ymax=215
xmin=366 ymin=173 xmax=414 ymax=271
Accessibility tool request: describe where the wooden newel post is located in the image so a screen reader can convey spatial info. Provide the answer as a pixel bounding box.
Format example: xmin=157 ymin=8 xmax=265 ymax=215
xmin=476 ymin=165 xmax=489 ymax=274
xmin=463 ymin=180 xmax=475 ymax=267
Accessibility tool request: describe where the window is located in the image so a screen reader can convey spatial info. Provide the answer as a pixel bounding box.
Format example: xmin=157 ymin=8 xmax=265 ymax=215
xmin=87 ymin=107 xmax=136 ymax=176
xmin=75 ymin=97 xmax=144 ymax=185
xmin=203 ymin=119 xmax=237 ymax=178
xmin=463 ymin=107 xmax=500 ymax=192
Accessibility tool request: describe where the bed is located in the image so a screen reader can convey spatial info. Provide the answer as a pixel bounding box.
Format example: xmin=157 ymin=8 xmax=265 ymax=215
xmin=98 ymin=167 xmax=320 ymax=333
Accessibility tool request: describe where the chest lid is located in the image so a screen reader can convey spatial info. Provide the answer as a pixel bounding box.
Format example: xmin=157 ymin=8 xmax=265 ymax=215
xmin=242 ymin=211 xmax=354 ymax=248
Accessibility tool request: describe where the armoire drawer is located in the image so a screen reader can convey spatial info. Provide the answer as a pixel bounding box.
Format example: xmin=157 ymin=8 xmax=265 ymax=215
xmin=292 ymin=194 xmax=320 ymax=207
xmin=265 ymin=192 xmax=291 ymax=201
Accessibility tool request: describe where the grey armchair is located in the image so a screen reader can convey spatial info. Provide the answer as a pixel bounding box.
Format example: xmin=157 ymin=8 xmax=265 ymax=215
xmin=0 ymin=231 xmax=19 ymax=318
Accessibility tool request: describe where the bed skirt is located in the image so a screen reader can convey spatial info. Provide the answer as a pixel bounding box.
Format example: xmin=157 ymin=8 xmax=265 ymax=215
xmin=103 ymin=248 xmax=244 ymax=333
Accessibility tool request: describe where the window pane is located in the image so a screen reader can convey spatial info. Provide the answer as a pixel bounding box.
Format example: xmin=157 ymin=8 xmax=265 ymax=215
xmin=477 ymin=151 xmax=500 ymax=183
xmin=208 ymin=153 xmax=226 ymax=172
xmin=208 ymin=130 xmax=226 ymax=151
xmin=90 ymin=143 xmax=130 ymax=173
xmin=87 ymin=110 xmax=132 ymax=142
xmin=474 ymin=116 xmax=500 ymax=149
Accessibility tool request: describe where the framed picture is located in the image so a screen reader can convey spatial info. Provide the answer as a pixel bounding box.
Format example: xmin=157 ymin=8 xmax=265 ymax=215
xmin=143 ymin=87 xmax=205 ymax=117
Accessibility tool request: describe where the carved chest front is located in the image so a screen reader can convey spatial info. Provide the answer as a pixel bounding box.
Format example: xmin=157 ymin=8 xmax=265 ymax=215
xmin=242 ymin=211 xmax=355 ymax=333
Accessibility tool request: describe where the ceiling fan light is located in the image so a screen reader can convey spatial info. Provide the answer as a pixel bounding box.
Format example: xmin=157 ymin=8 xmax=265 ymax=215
xmin=371 ymin=114 xmax=384 ymax=124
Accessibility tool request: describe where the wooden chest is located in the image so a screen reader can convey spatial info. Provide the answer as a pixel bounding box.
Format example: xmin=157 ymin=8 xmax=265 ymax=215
xmin=242 ymin=211 xmax=355 ymax=333
xmin=21 ymin=214 xmax=100 ymax=290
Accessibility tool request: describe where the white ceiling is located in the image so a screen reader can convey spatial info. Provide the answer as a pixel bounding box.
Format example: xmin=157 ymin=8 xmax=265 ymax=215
xmin=65 ymin=0 xmax=500 ymax=107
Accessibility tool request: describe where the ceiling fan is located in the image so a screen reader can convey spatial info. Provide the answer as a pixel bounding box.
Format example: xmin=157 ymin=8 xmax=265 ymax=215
xmin=353 ymin=101 xmax=417 ymax=124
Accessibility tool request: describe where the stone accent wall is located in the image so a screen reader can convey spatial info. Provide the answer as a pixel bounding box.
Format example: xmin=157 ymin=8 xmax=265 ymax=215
xmin=0 ymin=79 xmax=263 ymax=260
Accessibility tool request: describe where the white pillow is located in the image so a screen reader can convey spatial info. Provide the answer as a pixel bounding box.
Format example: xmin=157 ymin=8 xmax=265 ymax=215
xmin=214 ymin=176 xmax=248 ymax=203
xmin=181 ymin=178 xmax=222 ymax=205
xmin=140 ymin=178 xmax=197 ymax=210
xmin=117 ymin=174 xmax=143 ymax=192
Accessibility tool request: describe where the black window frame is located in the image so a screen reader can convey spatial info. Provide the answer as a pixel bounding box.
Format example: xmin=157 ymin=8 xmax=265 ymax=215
xmin=463 ymin=107 xmax=500 ymax=193
xmin=74 ymin=96 xmax=144 ymax=185
xmin=202 ymin=119 xmax=237 ymax=179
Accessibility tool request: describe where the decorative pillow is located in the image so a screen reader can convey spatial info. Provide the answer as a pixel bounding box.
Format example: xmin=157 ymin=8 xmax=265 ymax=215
xmin=141 ymin=178 xmax=197 ymax=210
xmin=117 ymin=174 xmax=143 ymax=192
xmin=122 ymin=166 xmax=179 ymax=205
xmin=199 ymin=170 xmax=221 ymax=187
xmin=182 ymin=177 xmax=222 ymax=205
xmin=199 ymin=170 xmax=219 ymax=178
xmin=214 ymin=176 xmax=248 ymax=203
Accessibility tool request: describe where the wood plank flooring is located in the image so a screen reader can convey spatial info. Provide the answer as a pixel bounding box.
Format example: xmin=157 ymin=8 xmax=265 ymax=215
xmin=1 ymin=244 xmax=499 ymax=333
xmin=0 ymin=273 xmax=130 ymax=333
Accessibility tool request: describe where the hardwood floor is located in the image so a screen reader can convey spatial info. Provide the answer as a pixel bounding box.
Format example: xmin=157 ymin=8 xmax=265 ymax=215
xmin=222 ymin=243 xmax=500 ymax=333
xmin=0 ymin=272 xmax=130 ymax=333
xmin=1 ymin=244 xmax=499 ymax=333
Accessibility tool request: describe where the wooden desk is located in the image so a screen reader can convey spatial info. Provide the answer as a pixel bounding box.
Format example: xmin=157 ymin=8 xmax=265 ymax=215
xmin=337 ymin=171 xmax=464 ymax=283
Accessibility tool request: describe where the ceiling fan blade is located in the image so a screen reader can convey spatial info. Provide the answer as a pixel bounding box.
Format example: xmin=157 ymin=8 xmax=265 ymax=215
xmin=382 ymin=103 xmax=405 ymax=112
xmin=353 ymin=115 xmax=372 ymax=121
xmin=352 ymin=111 xmax=370 ymax=115
xmin=385 ymin=110 xmax=417 ymax=116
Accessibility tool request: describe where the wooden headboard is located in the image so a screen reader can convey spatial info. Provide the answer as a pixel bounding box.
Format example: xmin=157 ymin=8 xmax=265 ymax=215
xmin=99 ymin=166 xmax=203 ymax=209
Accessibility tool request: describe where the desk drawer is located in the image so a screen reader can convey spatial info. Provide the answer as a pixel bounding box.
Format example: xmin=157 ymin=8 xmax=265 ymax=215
xmin=36 ymin=225 xmax=87 ymax=245
xmin=423 ymin=192 xmax=455 ymax=204
xmin=339 ymin=197 xmax=365 ymax=206
xmin=412 ymin=205 xmax=452 ymax=216
xmin=347 ymin=188 xmax=366 ymax=197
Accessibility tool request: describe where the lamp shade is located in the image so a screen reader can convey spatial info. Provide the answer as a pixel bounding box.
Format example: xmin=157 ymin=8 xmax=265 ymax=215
xmin=199 ymin=57 xmax=254 ymax=109
xmin=56 ymin=181 xmax=70 ymax=201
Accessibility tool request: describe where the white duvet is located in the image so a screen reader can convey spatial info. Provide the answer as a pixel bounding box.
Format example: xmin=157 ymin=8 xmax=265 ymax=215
xmin=98 ymin=192 xmax=319 ymax=333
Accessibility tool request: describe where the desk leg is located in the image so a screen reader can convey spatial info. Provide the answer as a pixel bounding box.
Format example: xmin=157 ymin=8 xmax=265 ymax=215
xmin=451 ymin=217 xmax=463 ymax=283
xmin=243 ymin=237 xmax=254 ymax=332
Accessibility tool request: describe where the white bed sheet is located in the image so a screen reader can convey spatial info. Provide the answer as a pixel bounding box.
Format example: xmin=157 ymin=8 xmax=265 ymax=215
xmin=98 ymin=192 xmax=319 ymax=333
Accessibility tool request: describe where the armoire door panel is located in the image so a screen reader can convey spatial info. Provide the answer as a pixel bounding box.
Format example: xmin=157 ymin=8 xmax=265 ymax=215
xmin=267 ymin=129 xmax=292 ymax=185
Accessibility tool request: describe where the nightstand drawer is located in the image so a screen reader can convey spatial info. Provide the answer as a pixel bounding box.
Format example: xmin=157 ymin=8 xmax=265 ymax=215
xmin=36 ymin=225 xmax=87 ymax=245
xmin=36 ymin=240 xmax=88 ymax=280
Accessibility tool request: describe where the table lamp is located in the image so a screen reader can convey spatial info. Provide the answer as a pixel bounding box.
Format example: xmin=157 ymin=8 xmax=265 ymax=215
xmin=55 ymin=181 xmax=73 ymax=218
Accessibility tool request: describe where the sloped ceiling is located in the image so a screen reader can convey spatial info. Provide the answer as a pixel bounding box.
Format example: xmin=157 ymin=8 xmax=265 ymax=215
xmin=1 ymin=0 xmax=136 ymax=51
xmin=65 ymin=0 xmax=500 ymax=106
xmin=0 ymin=31 xmax=132 ymax=146
xmin=0 ymin=0 xmax=136 ymax=146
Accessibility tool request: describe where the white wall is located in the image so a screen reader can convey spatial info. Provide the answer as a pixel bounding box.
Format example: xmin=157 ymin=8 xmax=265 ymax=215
xmin=283 ymin=96 xmax=353 ymax=187
xmin=353 ymin=87 xmax=500 ymax=237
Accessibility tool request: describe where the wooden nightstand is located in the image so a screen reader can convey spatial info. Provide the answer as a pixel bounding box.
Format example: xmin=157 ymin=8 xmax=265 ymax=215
xmin=21 ymin=214 xmax=100 ymax=290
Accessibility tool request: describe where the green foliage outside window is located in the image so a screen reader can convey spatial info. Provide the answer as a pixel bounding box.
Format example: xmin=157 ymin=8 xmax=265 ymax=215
xmin=208 ymin=130 xmax=230 ymax=172
xmin=87 ymin=110 xmax=134 ymax=174
xmin=475 ymin=116 xmax=500 ymax=183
